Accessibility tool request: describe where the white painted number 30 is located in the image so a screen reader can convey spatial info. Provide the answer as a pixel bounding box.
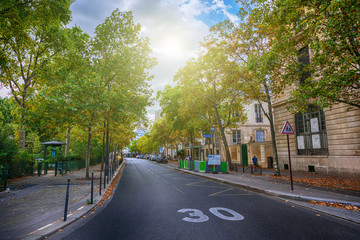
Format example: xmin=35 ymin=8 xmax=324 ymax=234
xmin=177 ymin=207 xmax=244 ymax=223
xmin=177 ymin=209 xmax=209 ymax=223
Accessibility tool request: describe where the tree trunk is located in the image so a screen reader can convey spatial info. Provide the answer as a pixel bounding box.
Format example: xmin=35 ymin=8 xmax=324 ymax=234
xmin=19 ymin=113 xmax=26 ymax=149
xmin=101 ymin=122 xmax=105 ymax=171
xmin=214 ymin=106 xmax=232 ymax=165
xmin=85 ymin=126 xmax=92 ymax=179
xmin=263 ymin=81 xmax=281 ymax=176
xmin=19 ymin=129 xmax=26 ymax=149
xmin=269 ymin=112 xmax=281 ymax=176
xmin=65 ymin=127 xmax=71 ymax=157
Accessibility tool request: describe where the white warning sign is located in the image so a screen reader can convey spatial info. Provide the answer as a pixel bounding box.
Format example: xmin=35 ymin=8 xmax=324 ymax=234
xmin=281 ymin=121 xmax=295 ymax=135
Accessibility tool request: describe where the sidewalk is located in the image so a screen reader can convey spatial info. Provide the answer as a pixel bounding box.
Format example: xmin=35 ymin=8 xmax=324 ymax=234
xmin=166 ymin=160 xmax=360 ymax=224
xmin=0 ymin=162 xmax=125 ymax=240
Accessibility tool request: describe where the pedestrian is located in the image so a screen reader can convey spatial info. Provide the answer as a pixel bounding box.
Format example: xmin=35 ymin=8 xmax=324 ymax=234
xmin=252 ymin=155 xmax=258 ymax=167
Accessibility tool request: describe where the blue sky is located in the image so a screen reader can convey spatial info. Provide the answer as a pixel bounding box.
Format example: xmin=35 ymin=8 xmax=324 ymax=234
xmin=1 ymin=0 xmax=241 ymax=120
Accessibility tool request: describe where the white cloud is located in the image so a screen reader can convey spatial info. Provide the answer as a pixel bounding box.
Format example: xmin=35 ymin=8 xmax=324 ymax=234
xmin=68 ymin=1 xmax=240 ymax=121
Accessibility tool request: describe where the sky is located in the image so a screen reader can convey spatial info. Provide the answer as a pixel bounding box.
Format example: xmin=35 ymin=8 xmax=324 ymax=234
xmin=0 ymin=0 xmax=240 ymax=121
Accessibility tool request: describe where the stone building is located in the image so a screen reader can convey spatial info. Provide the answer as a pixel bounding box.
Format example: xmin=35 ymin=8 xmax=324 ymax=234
xmin=219 ymin=101 xmax=274 ymax=168
xmin=272 ymin=46 xmax=360 ymax=175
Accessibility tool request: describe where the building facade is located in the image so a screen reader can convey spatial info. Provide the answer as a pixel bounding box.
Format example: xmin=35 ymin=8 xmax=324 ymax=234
xmin=219 ymin=101 xmax=274 ymax=168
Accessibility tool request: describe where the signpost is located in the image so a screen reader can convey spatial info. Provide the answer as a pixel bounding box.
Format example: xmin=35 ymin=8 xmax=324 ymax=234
xmin=281 ymin=121 xmax=295 ymax=191
xmin=203 ymin=134 xmax=212 ymax=138
xmin=208 ymin=155 xmax=221 ymax=173
xmin=208 ymin=155 xmax=221 ymax=165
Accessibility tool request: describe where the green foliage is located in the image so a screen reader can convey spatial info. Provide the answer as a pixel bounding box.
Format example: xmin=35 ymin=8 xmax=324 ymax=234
xmin=1 ymin=8 xmax=156 ymax=178
xmin=0 ymin=98 xmax=18 ymax=165
xmin=9 ymin=150 xmax=35 ymax=178
xmin=128 ymin=140 xmax=139 ymax=153
xmin=251 ymin=0 xmax=360 ymax=109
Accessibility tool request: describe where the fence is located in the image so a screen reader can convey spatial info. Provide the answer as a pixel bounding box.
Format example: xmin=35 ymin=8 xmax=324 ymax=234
xmin=0 ymin=157 xmax=104 ymax=191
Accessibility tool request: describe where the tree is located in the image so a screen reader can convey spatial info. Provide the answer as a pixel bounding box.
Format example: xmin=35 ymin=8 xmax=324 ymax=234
xmin=249 ymin=0 xmax=360 ymax=109
xmin=0 ymin=0 xmax=72 ymax=148
xmin=128 ymin=140 xmax=139 ymax=154
xmin=173 ymin=43 xmax=247 ymax=165
xmin=211 ymin=7 xmax=282 ymax=175
xmin=91 ymin=9 xmax=156 ymax=175
xmin=0 ymin=97 xmax=18 ymax=165
xmin=157 ymin=85 xmax=198 ymax=151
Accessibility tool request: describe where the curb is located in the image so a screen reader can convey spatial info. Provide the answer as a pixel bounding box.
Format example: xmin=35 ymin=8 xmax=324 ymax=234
xmin=22 ymin=160 xmax=126 ymax=240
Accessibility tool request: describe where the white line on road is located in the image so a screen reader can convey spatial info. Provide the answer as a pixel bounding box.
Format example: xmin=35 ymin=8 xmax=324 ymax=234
xmin=37 ymin=223 xmax=53 ymax=231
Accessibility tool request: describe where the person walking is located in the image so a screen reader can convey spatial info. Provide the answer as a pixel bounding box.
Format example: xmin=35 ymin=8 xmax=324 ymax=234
xmin=252 ymin=155 xmax=258 ymax=167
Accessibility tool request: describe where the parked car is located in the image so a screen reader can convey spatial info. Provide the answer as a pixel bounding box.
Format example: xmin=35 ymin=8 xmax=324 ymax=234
xmin=156 ymin=155 xmax=168 ymax=164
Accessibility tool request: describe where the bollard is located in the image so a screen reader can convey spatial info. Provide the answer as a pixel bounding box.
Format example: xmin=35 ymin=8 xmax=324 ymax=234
xmin=91 ymin=172 xmax=94 ymax=204
xmin=99 ymin=171 xmax=102 ymax=195
xmin=37 ymin=162 xmax=42 ymax=177
xmin=104 ymin=171 xmax=106 ymax=189
xmin=64 ymin=179 xmax=70 ymax=221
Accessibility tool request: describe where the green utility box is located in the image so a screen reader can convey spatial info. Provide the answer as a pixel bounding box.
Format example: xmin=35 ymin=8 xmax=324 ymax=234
xmin=221 ymin=162 xmax=228 ymax=173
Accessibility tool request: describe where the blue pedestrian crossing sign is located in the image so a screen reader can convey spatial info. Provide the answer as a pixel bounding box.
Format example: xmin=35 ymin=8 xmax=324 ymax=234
xmin=281 ymin=121 xmax=295 ymax=134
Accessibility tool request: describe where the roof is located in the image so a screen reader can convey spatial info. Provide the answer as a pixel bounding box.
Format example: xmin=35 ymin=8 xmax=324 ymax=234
xmin=40 ymin=141 xmax=66 ymax=146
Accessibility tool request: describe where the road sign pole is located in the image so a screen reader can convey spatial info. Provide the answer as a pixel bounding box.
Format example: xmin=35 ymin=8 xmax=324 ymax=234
xmin=287 ymin=134 xmax=294 ymax=191
xmin=281 ymin=120 xmax=295 ymax=191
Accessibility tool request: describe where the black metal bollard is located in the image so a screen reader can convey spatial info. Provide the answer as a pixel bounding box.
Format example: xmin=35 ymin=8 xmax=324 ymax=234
xmin=104 ymin=171 xmax=106 ymax=189
xmin=91 ymin=172 xmax=94 ymax=204
xmin=99 ymin=171 xmax=102 ymax=195
xmin=37 ymin=162 xmax=42 ymax=177
xmin=64 ymin=179 xmax=70 ymax=221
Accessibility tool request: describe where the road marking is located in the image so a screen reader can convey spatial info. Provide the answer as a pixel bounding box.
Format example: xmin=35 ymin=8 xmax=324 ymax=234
xmin=77 ymin=206 xmax=85 ymax=211
xmin=211 ymin=193 xmax=252 ymax=196
xmin=177 ymin=207 xmax=244 ymax=223
xmin=209 ymin=207 xmax=244 ymax=221
xmin=37 ymin=223 xmax=53 ymax=231
xmin=208 ymin=188 xmax=234 ymax=196
xmin=160 ymin=179 xmax=169 ymax=184
xmin=186 ymin=180 xmax=209 ymax=186
xmin=172 ymin=186 xmax=185 ymax=194
xmin=177 ymin=209 xmax=209 ymax=223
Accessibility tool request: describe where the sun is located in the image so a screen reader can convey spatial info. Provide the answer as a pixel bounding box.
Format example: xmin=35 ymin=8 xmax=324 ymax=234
xmin=160 ymin=36 xmax=185 ymax=58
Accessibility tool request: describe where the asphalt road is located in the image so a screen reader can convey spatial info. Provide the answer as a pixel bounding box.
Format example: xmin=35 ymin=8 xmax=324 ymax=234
xmin=50 ymin=158 xmax=360 ymax=240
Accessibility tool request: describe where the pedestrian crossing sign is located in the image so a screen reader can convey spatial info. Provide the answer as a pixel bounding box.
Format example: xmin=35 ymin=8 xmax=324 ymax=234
xmin=281 ymin=121 xmax=295 ymax=134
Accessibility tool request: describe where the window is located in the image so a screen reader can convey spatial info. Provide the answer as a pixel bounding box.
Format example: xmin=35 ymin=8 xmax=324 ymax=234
xmin=298 ymin=46 xmax=310 ymax=84
xmin=295 ymin=105 xmax=328 ymax=155
xmin=232 ymin=130 xmax=241 ymax=144
xmin=256 ymin=130 xmax=265 ymax=142
xmin=255 ymin=104 xmax=263 ymax=123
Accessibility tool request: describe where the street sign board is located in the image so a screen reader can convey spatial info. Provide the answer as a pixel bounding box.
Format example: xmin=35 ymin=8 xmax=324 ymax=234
xmin=281 ymin=121 xmax=295 ymax=134
xmin=208 ymin=155 xmax=221 ymax=165
xmin=203 ymin=134 xmax=212 ymax=138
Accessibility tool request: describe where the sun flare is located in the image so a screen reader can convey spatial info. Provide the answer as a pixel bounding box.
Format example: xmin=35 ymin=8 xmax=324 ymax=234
xmin=160 ymin=36 xmax=185 ymax=58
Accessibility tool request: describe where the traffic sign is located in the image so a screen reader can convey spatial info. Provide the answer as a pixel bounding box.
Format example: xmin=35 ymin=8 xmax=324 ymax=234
xmin=281 ymin=121 xmax=295 ymax=134
xmin=210 ymin=127 xmax=215 ymax=132
xmin=203 ymin=134 xmax=212 ymax=138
